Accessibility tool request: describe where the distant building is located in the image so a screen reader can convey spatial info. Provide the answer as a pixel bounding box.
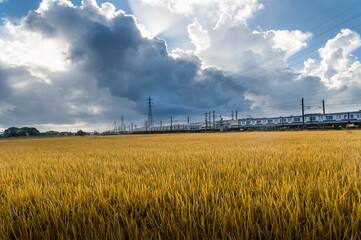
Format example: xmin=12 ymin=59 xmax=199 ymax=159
xmin=59 ymin=132 xmax=74 ymax=136
xmin=45 ymin=131 xmax=60 ymax=135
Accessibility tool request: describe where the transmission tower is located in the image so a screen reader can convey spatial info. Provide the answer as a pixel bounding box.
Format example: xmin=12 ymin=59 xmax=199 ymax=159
xmin=147 ymin=96 xmax=153 ymax=127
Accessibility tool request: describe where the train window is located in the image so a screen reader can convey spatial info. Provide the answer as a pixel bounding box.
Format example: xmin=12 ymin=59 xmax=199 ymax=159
xmin=319 ymin=116 xmax=323 ymax=120
xmin=344 ymin=115 xmax=347 ymax=119
xmin=326 ymin=116 xmax=333 ymax=120
xmin=256 ymin=120 xmax=262 ymax=124
xmin=294 ymin=117 xmax=300 ymax=121
xmin=246 ymin=121 xmax=251 ymax=124
xmin=351 ymin=114 xmax=354 ymax=118
xmin=267 ymin=119 xmax=273 ymax=123
xmin=309 ymin=117 xmax=316 ymax=121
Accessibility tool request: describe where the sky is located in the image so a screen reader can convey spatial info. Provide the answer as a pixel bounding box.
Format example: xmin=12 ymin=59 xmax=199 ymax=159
xmin=0 ymin=0 xmax=361 ymax=132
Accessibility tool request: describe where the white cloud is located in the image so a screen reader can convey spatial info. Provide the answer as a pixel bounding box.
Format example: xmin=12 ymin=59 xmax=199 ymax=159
xmin=303 ymin=29 xmax=361 ymax=89
xmin=0 ymin=28 xmax=68 ymax=72
xmin=267 ymin=30 xmax=313 ymax=59
xmin=188 ymin=14 xmax=312 ymax=73
xmin=188 ymin=20 xmax=210 ymax=51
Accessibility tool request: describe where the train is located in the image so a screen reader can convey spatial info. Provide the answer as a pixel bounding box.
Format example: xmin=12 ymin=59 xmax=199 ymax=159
xmin=133 ymin=110 xmax=361 ymax=133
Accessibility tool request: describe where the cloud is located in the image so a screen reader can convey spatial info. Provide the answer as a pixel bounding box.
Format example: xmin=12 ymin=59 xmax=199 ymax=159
xmin=303 ymin=29 xmax=361 ymax=88
xmin=267 ymin=30 xmax=313 ymax=59
xmin=188 ymin=15 xmax=313 ymax=74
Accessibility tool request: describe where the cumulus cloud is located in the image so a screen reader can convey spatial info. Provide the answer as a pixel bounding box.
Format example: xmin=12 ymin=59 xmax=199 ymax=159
xmin=303 ymin=29 xmax=361 ymax=88
xmin=188 ymin=15 xmax=312 ymax=73
xmin=268 ymin=30 xmax=313 ymax=59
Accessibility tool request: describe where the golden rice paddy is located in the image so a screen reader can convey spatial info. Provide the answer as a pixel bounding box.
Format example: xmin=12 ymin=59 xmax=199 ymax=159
xmin=1 ymin=131 xmax=361 ymax=239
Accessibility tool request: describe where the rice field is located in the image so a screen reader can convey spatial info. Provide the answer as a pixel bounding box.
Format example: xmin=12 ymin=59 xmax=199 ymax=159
xmin=1 ymin=131 xmax=361 ymax=239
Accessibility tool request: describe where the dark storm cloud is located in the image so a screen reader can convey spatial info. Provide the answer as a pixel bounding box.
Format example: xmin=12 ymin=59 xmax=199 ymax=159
xmin=68 ymin=12 xmax=236 ymax=108
xmin=0 ymin=68 xmax=10 ymax=100
xmin=23 ymin=11 xmax=56 ymax=37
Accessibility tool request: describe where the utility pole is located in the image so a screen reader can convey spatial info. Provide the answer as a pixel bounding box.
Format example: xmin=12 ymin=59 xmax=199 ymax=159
xmin=160 ymin=120 xmax=162 ymax=126
xmin=209 ymin=111 xmax=211 ymax=124
xmin=205 ymin=113 xmax=208 ymax=131
xmin=232 ymin=111 xmax=234 ymax=120
xmin=121 ymin=115 xmax=124 ymax=132
xmin=170 ymin=117 xmax=173 ymax=131
xmin=235 ymin=111 xmax=238 ymax=120
xmin=322 ymin=100 xmax=325 ymax=114
xmin=213 ymin=110 xmax=216 ymax=129
xmin=301 ymin=98 xmax=305 ymax=130
xmin=187 ymin=116 xmax=189 ymax=124
xmin=147 ymin=96 xmax=153 ymax=128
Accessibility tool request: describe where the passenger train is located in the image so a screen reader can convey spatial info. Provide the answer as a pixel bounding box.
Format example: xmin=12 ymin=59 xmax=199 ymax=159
xmin=133 ymin=110 xmax=361 ymax=133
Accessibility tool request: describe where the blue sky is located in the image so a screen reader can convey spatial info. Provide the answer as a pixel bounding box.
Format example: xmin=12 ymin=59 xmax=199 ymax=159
xmin=0 ymin=0 xmax=361 ymax=131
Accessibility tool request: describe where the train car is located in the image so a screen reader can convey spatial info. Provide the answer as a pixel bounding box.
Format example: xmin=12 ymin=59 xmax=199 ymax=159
xmin=188 ymin=122 xmax=202 ymax=131
xmin=350 ymin=111 xmax=361 ymax=123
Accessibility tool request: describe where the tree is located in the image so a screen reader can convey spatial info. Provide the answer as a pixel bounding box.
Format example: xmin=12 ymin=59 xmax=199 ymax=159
xmin=76 ymin=130 xmax=86 ymax=136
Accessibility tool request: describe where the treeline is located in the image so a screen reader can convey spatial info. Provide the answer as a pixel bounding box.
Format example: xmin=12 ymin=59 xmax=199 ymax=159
xmin=1 ymin=127 xmax=40 ymax=138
